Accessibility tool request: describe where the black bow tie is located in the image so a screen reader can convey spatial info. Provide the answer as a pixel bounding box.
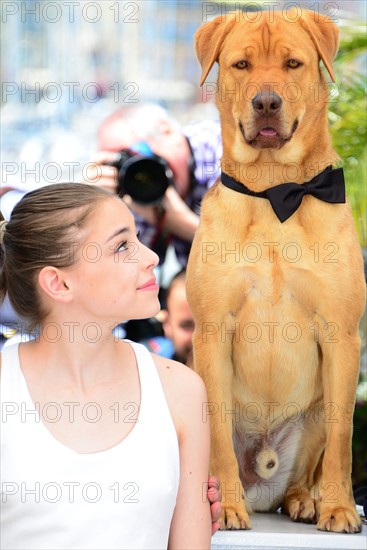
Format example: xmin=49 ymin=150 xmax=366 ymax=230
xmin=221 ymin=166 xmax=346 ymax=222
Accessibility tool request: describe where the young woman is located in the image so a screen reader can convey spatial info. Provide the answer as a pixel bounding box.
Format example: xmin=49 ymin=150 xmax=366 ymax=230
xmin=0 ymin=183 xmax=212 ymax=550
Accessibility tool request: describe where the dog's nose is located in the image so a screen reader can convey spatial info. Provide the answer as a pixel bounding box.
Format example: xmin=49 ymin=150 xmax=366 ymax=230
xmin=252 ymin=92 xmax=282 ymax=116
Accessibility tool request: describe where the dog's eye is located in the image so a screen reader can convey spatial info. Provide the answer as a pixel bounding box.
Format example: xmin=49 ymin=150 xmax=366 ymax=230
xmin=287 ymin=59 xmax=302 ymax=68
xmin=233 ymin=60 xmax=248 ymax=70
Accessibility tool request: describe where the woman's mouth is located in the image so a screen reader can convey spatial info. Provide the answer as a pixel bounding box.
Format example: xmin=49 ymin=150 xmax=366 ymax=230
xmin=137 ymin=278 xmax=159 ymax=291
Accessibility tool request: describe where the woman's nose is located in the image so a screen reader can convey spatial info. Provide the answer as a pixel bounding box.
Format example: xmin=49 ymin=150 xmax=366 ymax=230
xmin=143 ymin=245 xmax=159 ymax=270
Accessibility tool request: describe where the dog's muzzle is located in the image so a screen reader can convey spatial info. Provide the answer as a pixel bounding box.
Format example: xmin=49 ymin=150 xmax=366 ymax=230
xmin=239 ymin=91 xmax=298 ymax=149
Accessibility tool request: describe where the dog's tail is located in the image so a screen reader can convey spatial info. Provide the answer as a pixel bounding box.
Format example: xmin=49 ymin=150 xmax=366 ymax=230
xmin=255 ymin=448 xmax=279 ymax=480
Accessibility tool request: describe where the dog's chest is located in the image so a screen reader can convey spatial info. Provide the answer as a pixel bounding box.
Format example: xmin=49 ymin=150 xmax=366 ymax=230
xmin=203 ymin=190 xmax=336 ymax=304
xmin=218 ymin=224 xmax=327 ymax=310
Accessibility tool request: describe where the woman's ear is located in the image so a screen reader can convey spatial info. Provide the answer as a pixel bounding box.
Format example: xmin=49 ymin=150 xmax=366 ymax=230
xmin=38 ymin=266 xmax=72 ymax=304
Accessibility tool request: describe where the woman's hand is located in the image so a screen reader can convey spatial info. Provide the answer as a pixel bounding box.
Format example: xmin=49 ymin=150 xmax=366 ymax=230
xmin=208 ymin=476 xmax=222 ymax=534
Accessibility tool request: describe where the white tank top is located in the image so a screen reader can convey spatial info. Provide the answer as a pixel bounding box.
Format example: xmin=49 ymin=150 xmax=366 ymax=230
xmin=0 ymin=341 xmax=180 ymax=550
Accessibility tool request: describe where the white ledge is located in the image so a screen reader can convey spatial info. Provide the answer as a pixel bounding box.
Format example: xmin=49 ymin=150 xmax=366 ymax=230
xmin=212 ymin=509 xmax=366 ymax=550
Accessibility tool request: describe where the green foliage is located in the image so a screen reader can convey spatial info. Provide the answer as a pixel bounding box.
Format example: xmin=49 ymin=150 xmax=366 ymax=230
xmin=329 ymin=28 xmax=367 ymax=246
xmin=334 ymin=28 xmax=367 ymax=487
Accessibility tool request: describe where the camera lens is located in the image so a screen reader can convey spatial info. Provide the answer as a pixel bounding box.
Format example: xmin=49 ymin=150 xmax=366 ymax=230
xmin=121 ymin=157 xmax=172 ymax=204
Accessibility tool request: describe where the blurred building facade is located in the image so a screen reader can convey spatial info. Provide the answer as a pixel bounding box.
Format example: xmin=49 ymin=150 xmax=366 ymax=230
xmin=1 ymin=1 xmax=205 ymax=114
xmin=0 ymin=0 xmax=365 ymax=182
xmin=2 ymin=0 xmax=365 ymax=112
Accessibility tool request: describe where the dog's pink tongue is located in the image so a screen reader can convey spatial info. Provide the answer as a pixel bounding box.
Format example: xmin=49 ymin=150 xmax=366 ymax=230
xmin=259 ymin=128 xmax=277 ymax=137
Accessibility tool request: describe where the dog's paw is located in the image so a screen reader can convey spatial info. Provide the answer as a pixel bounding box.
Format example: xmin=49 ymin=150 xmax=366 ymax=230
xmin=283 ymin=487 xmax=316 ymax=523
xmin=220 ymin=502 xmax=252 ymax=530
xmin=316 ymin=504 xmax=362 ymax=533
xmin=288 ymin=497 xmax=316 ymax=523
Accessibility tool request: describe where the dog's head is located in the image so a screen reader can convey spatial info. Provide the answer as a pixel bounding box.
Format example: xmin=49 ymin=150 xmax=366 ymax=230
xmin=195 ymin=9 xmax=339 ymax=154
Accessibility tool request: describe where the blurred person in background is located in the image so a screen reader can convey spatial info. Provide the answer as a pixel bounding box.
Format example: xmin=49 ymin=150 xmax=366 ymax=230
xmin=142 ymin=269 xmax=195 ymax=365
xmin=2 ymin=104 xmax=222 ymax=264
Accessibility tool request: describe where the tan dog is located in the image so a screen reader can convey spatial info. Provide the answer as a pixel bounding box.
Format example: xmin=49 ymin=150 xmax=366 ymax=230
xmin=186 ymin=8 xmax=365 ymax=533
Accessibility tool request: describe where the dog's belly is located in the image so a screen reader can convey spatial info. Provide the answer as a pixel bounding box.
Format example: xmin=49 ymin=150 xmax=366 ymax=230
xmin=231 ymin=265 xmax=322 ymax=410
xmin=227 ymin=265 xmax=323 ymax=510
xmin=232 ymin=310 xmax=320 ymax=409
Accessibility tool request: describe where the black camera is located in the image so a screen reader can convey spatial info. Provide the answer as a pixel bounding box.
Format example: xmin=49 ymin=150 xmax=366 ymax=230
xmin=107 ymin=142 xmax=174 ymax=204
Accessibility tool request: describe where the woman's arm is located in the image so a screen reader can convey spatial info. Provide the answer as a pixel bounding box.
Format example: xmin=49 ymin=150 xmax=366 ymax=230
xmin=160 ymin=360 xmax=211 ymax=549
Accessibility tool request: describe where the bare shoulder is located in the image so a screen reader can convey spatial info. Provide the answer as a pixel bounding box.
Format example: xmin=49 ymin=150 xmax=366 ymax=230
xmin=153 ymin=353 xmax=206 ymax=396
xmin=151 ymin=354 xmax=208 ymax=433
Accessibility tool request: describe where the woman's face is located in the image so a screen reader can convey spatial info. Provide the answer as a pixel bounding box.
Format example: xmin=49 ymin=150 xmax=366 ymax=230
xmin=66 ymin=197 xmax=160 ymax=325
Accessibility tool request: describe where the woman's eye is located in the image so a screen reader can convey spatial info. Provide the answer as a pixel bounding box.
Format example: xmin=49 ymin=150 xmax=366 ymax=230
xmin=233 ymin=60 xmax=248 ymax=70
xmin=115 ymin=241 xmax=128 ymax=253
xmin=287 ymin=59 xmax=302 ymax=68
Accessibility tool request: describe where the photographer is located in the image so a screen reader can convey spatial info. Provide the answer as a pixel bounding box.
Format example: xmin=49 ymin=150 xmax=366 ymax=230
xmin=90 ymin=103 xmax=222 ymax=266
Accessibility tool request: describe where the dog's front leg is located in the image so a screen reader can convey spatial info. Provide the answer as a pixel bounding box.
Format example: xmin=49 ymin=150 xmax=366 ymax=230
xmin=315 ymin=331 xmax=362 ymax=533
xmin=193 ymin=327 xmax=251 ymax=530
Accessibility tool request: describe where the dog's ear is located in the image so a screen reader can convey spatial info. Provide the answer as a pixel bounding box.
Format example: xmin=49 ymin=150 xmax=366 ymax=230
xmin=299 ymin=10 xmax=339 ymax=82
xmin=194 ymin=14 xmax=236 ymax=86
